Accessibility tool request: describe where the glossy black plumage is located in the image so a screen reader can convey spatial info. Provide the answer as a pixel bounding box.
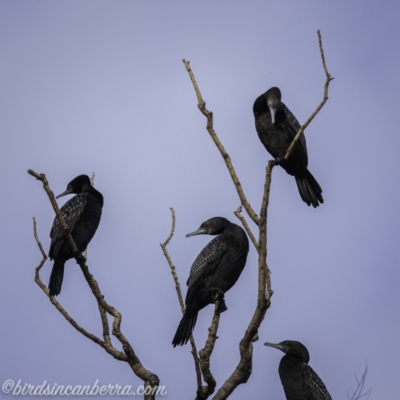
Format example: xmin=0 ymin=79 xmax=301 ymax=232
xmin=253 ymin=87 xmax=323 ymax=207
xmin=48 ymin=175 xmax=103 ymax=297
xmin=172 ymin=217 xmax=249 ymax=347
xmin=264 ymin=340 xmax=332 ymax=400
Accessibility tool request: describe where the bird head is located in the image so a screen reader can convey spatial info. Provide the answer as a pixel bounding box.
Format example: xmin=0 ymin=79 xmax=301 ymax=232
xmin=56 ymin=175 xmax=92 ymax=198
xmin=186 ymin=217 xmax=230 ymax=237
xmin=264 ymin=340 xmax=310 ymax=363
xmin=265 ymin=87 xmax=282 ymax=124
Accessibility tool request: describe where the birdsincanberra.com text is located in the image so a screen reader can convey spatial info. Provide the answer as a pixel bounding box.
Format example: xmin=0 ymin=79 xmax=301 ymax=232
xmin=2 ymin=379 xmax=167 ymax=396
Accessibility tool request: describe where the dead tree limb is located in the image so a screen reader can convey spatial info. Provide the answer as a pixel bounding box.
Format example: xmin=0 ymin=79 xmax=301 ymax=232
xmin=29 ymin=170 xmax=159 ymax=399
xmin=161 ymin=209 xmax=224 ymax=400
xmin=195 ymin=300 xmax=221 ymax=400
xmin=213 ymin=162 xmax=274 ymax=400
xmin=234 ymin=206 xmax=258 ymax=251
xmin=284 ymin=30 xmax=333 ymax=161
xmin=160 ymin=208 xmax=202 ymax=392
xmin=347 ymin=364 xmax=372 ymax=400
xmin=182 ymin=59 xmax=259 ymax=227
xmin=182 ymin=62 xmax=273 ymax=399
xmin=183 ymin=29 xmax=332 ymax=400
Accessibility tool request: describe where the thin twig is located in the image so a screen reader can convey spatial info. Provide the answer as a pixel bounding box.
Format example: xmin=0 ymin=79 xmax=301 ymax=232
xmin=33 ymin=217 xmax=47 ymax=267
xmin=182 ymin=59 xmax=260 ymax=227
xmin=28 ymin=170 xmax=79 ymax=256
xmin=160 ymin=208 xmax=202 ymax=391
xmin=234 ymin=207 xmax=258 ymax=251
xmin=347 ymin=364 xmax=372 ymax=400
xmin=284 ymin=30 xmax=333 ymax=161
xmin=161 ymin=209 xmax=185 ymax=311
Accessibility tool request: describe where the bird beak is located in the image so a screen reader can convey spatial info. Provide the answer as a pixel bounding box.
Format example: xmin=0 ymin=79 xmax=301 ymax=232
xmin=56 ymin=188 xmax=73 ymax=199
xmin=186 ymin=227 xmax=209 ymax=238
xmin=268 ymin=104 xmax=277 ymax=124
xmin=264 ymin=342 xmax=287 ymax=353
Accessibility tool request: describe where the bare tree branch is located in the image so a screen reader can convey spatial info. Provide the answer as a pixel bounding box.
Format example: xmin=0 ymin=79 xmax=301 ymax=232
xmin=160 ymin=212 xmax=225 ymax=400
xmin=234 ymin=207 xmax=258 ymax=251
xmin=161 ymin=210 xmax=225 ymax=400
xmin=32 ymin=217 xmax=126 ymax=359
xmin=33 ymin=217 xmax=47 ymax=267
xmin=284 ymin=30 xmax=334 ymax=161
xmin=182 ymin=59 xmax=259 ymax=227
xmin=183 ymin=29 xmax=331 ymax=400
xmin=29 ymin=170 xmax=159 ymax=398
xmin=347 ymin=364 xmax=372 ymax=400
xmin=29 ymin=170 xmax=80 ymax=256
xmin=160 ymin=208 xmax=202 ymax=391
xmin=195 ymin=300 xmax=221 ymax=400
xmin=213 ymin=163 xmax=274 ymax=400
xmin=182 ymin=64 xmax=274 ymax=399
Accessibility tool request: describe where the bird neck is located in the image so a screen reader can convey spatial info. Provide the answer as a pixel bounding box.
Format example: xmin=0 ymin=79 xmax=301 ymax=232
xmin=281 ymin=352 xmax=308 ymax=366
xmin=224 ymin=224 xmax=249 ymax=252
xmin=279 ymin=354 xmax=305 ymax=373
xmin=87 ymin=187 xmax=104 ymax=207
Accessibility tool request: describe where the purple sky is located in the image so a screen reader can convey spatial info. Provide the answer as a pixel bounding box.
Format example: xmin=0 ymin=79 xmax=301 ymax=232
xmin=1 ymin=1 xmax=399 ymax=399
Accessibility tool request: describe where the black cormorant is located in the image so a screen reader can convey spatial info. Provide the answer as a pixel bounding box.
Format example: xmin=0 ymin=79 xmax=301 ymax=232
xmin=253 ymin=87 xmax=323 ymax=207
xmin=264 ymin=340 xmax=332 ymax=400
xmin=48 ymin=175 xmax=104 ymax=297
xmin=172 ymin=217 xmax=249 ymax=347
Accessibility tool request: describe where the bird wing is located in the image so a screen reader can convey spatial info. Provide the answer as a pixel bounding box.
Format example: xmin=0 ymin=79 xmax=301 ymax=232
xmin=185 ymin=235 xmax=229 ymax=303
xmin=281 ymin=103 xmax=308 ymax=158
xmin=301 ymin=363 xmax=332 ymax=400
xmin=49 ymin=193 xmax=88 ymax=259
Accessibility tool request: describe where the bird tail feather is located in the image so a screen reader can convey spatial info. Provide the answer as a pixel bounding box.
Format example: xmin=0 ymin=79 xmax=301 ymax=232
xmin=172 ymin=311 xmax=198 ymax=347
xmin=295 ymin=169 xmax=323 ymax=208
xmin=49 ymin=260 xmax=65 ymax=297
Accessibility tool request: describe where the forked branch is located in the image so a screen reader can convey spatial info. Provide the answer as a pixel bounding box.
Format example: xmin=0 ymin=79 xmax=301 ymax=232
xmin=161 ymin=209 xmax=222 ymax=400
xmin=213 ymin=162 xmax=274 ymax=400
xmin=29 ymin=170 xmax=159 ymax=398
xmin=347 ymin=364 xmax=372 ymax=400
xmin=160 ymin=208 xmax=202 ymax=391
xmin=183 ymin=29 xmax=331 ymax=400
xmin=182 ymin=64 xmax=274 ymax=400
xmin=284 ymin=30 xmax=333 ymax=160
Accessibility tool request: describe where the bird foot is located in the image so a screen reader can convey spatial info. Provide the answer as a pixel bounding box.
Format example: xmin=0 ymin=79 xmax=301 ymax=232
xmin=210 ymin=287 xmax=225 ymax=300
xmin=75 ymin=252 xmax=87 ymax=264
xmin=209 ymin=287 xmax=227 ymax=314
xmin=215 ymin=299 xmax=228 ymax=314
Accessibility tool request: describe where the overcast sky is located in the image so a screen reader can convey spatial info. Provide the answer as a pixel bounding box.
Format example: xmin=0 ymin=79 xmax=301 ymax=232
xmin=1 ymin=1 xmax=399 ymax=399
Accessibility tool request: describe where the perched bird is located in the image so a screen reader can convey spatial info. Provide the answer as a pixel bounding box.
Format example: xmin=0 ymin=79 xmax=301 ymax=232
xmin=264 ymin=340 xmax=332 ymax=400
xmin=253 ymin=87 xmax=323 ymax=207
xmin=172 ymin=217 xmax=249 ymax=347
xmin=48 ymin=175 xmax=104 ymax=297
